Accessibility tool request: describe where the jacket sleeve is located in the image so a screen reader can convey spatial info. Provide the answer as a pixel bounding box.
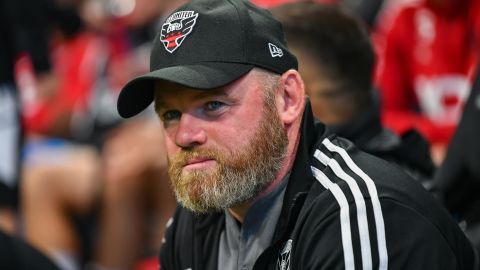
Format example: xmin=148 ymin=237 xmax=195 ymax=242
xmin=293 ymin=197 xmax=473 ymax=269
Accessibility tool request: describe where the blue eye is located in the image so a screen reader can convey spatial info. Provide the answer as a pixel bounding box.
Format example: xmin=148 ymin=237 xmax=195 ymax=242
xmin=205 ymin=101 xmax=225 ymax=111
xmin=162 ymin=110 xmax=181 ymax=121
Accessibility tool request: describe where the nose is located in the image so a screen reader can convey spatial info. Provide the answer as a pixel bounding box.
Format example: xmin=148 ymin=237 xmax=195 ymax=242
xmin=175 ymin=113 xmax=207 ymax=148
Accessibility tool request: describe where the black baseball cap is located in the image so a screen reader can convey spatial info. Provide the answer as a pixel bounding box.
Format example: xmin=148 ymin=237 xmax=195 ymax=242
xmin=117 ymin=0 xmax=298 ymax=118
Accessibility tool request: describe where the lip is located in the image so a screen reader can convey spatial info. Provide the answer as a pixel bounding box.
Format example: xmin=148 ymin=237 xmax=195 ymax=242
xmin=183 ymin=158 xmax=216 ymax=170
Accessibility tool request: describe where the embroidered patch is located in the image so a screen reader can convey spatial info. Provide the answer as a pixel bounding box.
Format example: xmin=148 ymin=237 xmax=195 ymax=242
xmin=160 ymin=11 xmax=199 ymax=53
xmin=268 ymin=43 xmax=283 ymax=58
xmin=277 ymin=239 xmax=292 ymax=270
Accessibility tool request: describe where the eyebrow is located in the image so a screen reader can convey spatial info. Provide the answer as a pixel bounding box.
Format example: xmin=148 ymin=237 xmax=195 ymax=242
xmin=194 ymin=88 xmax=229 ymax=100
xmin=154 ymin=87 xmax=229 ymax=113
xmin=154 ymin=99 xmax=166 ymax=113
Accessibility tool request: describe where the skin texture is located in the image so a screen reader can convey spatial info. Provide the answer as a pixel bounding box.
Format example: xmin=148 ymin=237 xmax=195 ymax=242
xmin=154 ymin=68 xmax=306 ymax=222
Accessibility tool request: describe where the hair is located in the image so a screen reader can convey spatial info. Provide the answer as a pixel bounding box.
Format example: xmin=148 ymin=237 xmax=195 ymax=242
xmin=271 ymin=3 xmax=374 ymax=106
xmin=252 ymin=67 xmax=281 ymax=109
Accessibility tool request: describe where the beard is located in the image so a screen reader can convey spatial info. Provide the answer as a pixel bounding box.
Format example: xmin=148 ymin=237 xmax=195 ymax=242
xmin=168 ymin=99 xmax=289 ymax=213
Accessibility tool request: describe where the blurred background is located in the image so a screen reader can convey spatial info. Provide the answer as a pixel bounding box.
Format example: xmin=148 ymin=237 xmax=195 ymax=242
xmin=0 ymin=0 xmax=478 ymax=269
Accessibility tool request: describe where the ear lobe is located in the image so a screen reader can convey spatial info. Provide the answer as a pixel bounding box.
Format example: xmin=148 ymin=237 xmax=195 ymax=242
xmin=276 ymin=70 xmax=305 ymax=125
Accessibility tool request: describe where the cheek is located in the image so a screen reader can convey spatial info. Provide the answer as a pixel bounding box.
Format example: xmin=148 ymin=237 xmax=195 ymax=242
xmin=164 ymin=132 xmax=179 ymax=158
xmin=203 ymin=127 xmax=235 ymax=154
xmin=209 ymin=108 xmax=263 ymax=150
xmin=220 ymin=114 xmax=261 ymax=146
xmin=204 ymin=122 xmax=256 ymax=157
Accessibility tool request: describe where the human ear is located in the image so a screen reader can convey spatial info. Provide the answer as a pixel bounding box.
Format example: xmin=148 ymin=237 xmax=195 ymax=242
xmin=275 ymin=70 xmax=305 ymax=125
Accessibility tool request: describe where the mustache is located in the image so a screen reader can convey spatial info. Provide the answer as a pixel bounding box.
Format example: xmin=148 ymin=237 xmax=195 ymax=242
xmin=169 ymin=148 xmax=220 ymax=167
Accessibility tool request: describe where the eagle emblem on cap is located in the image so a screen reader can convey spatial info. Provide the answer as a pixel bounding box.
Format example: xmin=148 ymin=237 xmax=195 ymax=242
xmin=160 ymin=11 xmax=199 ymax=53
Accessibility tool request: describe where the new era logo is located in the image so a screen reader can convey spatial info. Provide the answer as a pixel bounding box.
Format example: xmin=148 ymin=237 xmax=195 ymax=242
xmin=268 ymin=43 xmax=283 ymax=58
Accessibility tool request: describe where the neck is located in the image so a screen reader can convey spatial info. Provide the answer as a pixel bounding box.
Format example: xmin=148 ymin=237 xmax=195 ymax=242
xmin=228 ymin=120 xmax=302 ymax=223
xmin=228 ymin=201 xmax=251 ymax=223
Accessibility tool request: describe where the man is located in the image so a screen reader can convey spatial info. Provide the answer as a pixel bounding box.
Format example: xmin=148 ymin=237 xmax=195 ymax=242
xmin=270 ymin=3 xmax=434 ymax=187
xmin=117 ymin=0 xmax=478 ymax=269
xmin=0 ymin=0 xmax=54 ymax=234
xmin=2 ymin=0 xmax=82 ymax=268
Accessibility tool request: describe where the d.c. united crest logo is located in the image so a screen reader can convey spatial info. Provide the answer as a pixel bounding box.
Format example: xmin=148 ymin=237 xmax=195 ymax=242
xmin=277 ymin=239 xmax=292 ymax=270
xmin=160 ymin=11 xmax=198 ymax=53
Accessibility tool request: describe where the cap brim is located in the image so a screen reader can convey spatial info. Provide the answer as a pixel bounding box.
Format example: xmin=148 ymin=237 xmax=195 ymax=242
xmin=117 ymin=62 xmax=254 ymax=118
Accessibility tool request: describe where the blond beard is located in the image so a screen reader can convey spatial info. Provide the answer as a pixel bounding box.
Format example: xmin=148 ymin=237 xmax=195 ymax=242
xmin=168 ymin=99 xmax=288 ymax=213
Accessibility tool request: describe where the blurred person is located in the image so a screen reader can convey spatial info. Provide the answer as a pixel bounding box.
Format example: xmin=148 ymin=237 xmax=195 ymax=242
xmin=0 ymin=0 xmax=78 ymax=268
xmin=271 ymin=2 xmax=434 ymax=186
xmin=94 ymin=119 xmax=176 ymax=270
xmin=93 ymin=1 xmax=185 ymax=269
xmin=340 ymin=0 xmax=384 ymax=27
xmin=433 ymin=68 xmax=480 ymax=254
xmin=20 ymin=17 xmax=104 ymax=270
xmin=117 ymin=0 xmax=478 ymax=269
xmin=21 ymin=0 xmax=179 ymax=269
xmin=251 ymin=0 xmax=384 ymax=28
xmin=19 ymin=2 xmax=105 ymax=269
xmin=0 ymin=0 xmax=58 ymax=234
xmin=374 ymin=0 xmax=480 ymax=164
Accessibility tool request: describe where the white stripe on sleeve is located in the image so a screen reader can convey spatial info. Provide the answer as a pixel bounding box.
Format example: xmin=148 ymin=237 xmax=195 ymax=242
xmin=311 ymin=166 xmax=355 ymax=270
xmin=315 ymin=150 xmax=372 ymax=270
xmin=322 ymin=138 xmax=388 ymax=270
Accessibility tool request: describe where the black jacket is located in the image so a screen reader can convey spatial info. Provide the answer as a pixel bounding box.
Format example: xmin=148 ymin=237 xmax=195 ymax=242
xmin=160 ymin=102 xmax=478 ymax=270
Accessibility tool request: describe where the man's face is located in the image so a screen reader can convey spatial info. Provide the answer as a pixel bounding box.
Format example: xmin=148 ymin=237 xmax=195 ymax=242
xmin=154 ymin=71 xmax=288 ymax=213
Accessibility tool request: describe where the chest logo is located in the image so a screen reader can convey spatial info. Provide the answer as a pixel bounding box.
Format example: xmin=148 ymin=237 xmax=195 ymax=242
xmin=277 ymin=239 xmax=292 ymax=270
xmin=160 ymin=11 xmax=198 ymax=53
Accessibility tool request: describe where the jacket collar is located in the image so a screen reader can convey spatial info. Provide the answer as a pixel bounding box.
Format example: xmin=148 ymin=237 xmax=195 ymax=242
xmin=272 ymin=99 xmax=327 ymax=242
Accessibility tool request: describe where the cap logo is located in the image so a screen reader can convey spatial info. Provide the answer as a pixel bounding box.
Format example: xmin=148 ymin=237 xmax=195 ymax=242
xmin=268 ymin=43 xmax=283 ymax=58
xmin=160 ymin=11 xmax=199 ymax=53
